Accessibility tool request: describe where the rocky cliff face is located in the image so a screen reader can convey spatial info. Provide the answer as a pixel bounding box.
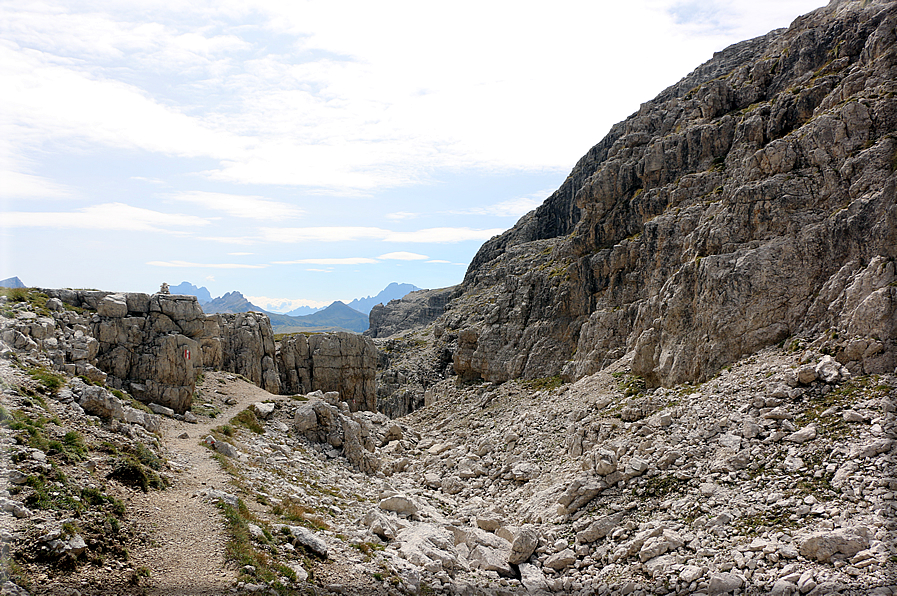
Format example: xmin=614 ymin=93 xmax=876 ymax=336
xmin=278 ymin=332 xmax=378 ymax=412
xmin=439 ymin=0 xmax=897 ymax=388
xmin=28 ymin=290 xmax=378 ymax=414
xmin=366 ymin=286 xmax=460 ymax=339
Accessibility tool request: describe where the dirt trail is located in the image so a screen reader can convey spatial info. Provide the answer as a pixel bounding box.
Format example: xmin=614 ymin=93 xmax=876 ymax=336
xmin=129 ymin=372 xmax=283 ymax=596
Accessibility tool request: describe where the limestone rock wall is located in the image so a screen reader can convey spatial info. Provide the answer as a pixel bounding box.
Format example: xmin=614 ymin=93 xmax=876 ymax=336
xmin=38 ymin=290 xmax=379 ymax=414
xmin=215 ymin=312 xmax=281 ymax=394
xmin=278 ymin=332 xmax=378 ymax=412
xmin=41 ymin=289 xmax=213 ymax=413
xmin=365 ymin=286 xmax=460 ymax=339
xmin=437 ymin=0 xmax=897 ymax=388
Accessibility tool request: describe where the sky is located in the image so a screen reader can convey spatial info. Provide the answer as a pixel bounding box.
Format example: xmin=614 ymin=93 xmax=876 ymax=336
xmin=1 ymin=0 xmax=825 ymax=312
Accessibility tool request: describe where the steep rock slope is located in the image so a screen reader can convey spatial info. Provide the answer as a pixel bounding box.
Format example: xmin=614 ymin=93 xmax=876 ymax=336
xmin=443 ymin=0 xmax=897 ymax=388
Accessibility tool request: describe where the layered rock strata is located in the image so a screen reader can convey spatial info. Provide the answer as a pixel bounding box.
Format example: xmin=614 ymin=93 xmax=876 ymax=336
xmin=384 ymin=0 xmax=897 ymax=390
xmin=27 ymin=290 xmax=378 ymax=413
xmin=366 ymin=286 xmax=460 ymax=339
xmin=278 ymin=332 xmax=378 ymax=412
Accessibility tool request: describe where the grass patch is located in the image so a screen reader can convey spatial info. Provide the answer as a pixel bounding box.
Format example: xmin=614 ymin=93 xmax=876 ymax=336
xmin=230 ymin=409 xmax=264 ymax=434
xmin=641 ymin=475 xmax=688 ymax=498
xmin=191 ymin=401 xmax=221 ymax=418
xmin=733 ymin=509 xmax=798 ymax=536
xmin=218 ymin=499 xmax=309 ymax=593
xmin=0 ymin=288 xmax=50 ymax=316
xmin=271 ymin=497 xmax=330 ymax=531
xmin=23 ymin=469 xmax=85 ymax=513
xmin=797 ymin=375 xmax=891 ymax=439
xmin=617 ymin=373 xmax=646 ymax=397
xmin=216 ymin=424 xmax=235 ymax=437
xmin=107 ymin=455 xmax=166 ymax=492
xmin=525 ymin=376 xmax=565 ymax=392
xmin=80 ymin=487 xmax=127 ymax=515
xmin=29 ymin=367 xmax=65 ymax=396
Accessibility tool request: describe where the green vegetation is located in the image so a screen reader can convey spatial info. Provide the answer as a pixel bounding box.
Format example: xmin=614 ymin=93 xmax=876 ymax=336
xmin=0 ymin=288 xmax=50 ymax=316
xmin=642 ymin=475 xmax=688 ymax=498
xmin=733 ymin=509 xmax=798 ymax=535
xmin=797 ymin=375 xmax=891 ymax=439
xmin=616 ymin=373 xmax=646 ymax=397
xmin=525 ymin=376 xmax=565 ymax=392
xmin=29 ymin=367 xmax=65 ymax=395
xmin=230 ymin=409 xmax=264 ymax=434
xmin=107 ymin=454 xmax=166 ymax=492
xmin=218 ymin=499 xmax=312 ymax=595
xmin=271 ymin=497 xmax=330 ymax=532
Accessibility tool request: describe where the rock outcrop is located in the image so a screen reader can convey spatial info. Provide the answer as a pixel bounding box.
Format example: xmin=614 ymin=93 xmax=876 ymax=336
xmin=366 ymin=286 xmax=460 ymax=339
xmin=25 ymin=289 xmax=378 ymax=414
xmin=278 ymin=332 xmax=378 ymax=412
xmin=382 ymin=0 xmax=897 ymax=391
xmin=216 ymin=312 xmax=281 ymax=394
xmin=38 ymin=290 xmax=210 ymax=413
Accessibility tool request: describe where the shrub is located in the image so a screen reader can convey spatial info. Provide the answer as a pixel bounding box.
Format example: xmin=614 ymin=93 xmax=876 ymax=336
xmin=107 ymin=456 xmax=165 ymax=492
xmin=230 ymin=409 xmax=263 ymax=434
xmin=29 ymin=368 xmax=64 ymax=395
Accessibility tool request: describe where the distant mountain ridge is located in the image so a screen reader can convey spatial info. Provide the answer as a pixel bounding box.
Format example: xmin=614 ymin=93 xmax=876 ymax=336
xmin=202 ymin=291 xmax=263 ymax=314
xmin=169 ymin=281 xmax=212 ymax=304
xmin=345 ymin=282 xmax=421 ymax=315
xmin=169 ymin=281 xmax=419 ymax=334
xmin=201 ymin=290 xmax=367 ymax=334
xmin=0 ymin=277 xmax=25 ymax=289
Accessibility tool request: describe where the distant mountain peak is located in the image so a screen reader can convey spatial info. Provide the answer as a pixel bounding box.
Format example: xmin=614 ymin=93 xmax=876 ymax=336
xmin=202 ymin=290 xmax=264 ymax=314
xmin=169 ymin=281 xmax=212 ymax=304
xmin=0 ymin=277 xmax=26 ymax=289
xmin=347 ymin=282 xmax=421 ymax=314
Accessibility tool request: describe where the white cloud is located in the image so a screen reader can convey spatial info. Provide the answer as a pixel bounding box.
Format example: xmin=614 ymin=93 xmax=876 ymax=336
xmin=170 ymin=191 xmax=304 ymax=220
xmin=384 ymin=228 xmax=505 ymax=243
xmin=385 ymin=211 xmax=419 ymax=221
xmin=2 ymin=202 xmax=210 ymax=232
xmin=447 ymin=194 xmax=551 ymax=218
xmin=0 ymin=170 xmax=75 ymax=200
xmin=378 ymin=252 xmax=428 ymax=261
xmin=426 ymin=259 xmax=451 ymax=264
xmin=260 ymin=227 xmax=387 ymax=243
xmin=227 ymin=252 xmax=253 ymax=256
xmin=272 ymin=257 xmax=378 ymax=265
xmin=198 ymin=236 xmax=259 ymax=245
xmin=0 ymin=0 xmax=826 ymax=197
xmin=147 ymin=260 xmax=268 ymax=269
xmin=259 ymin=226 xmax=505 ymax=244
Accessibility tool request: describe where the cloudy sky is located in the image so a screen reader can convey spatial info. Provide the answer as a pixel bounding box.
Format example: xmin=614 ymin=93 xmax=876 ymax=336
xmin=1 ymin=0 xmax=824 ymax=312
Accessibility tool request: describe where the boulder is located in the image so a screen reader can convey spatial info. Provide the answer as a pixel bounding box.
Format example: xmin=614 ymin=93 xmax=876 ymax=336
xmin=544 ymin=548 xmax=576 ymax=570
xmin=378 ymin=495 xmax=418 ymax=517
xmin=798 ymin=529 xmax=870 ymax=563
xmin=508 ymin=526 xmax=539 ymax=565
xmin=576 ymin=511 xmax=626 ymax=543
xmin=287 ymin=525 xmax=328 ymax=558
xmin=394 ymin=525 xmax=460 ymax=572
xmin=252 ymin=402 xmax=276 ymax=420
